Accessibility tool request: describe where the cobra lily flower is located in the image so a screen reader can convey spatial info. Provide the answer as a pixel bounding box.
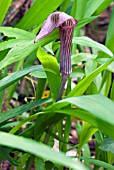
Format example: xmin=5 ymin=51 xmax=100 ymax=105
xmin=34 ymin=12 xmax=78 ymax=100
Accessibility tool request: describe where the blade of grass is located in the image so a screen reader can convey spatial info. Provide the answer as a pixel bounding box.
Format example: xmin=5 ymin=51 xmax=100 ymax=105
xmin=0 ymin=30 xmax=59 ymax=71
xmin=0 ymin=0 xmax=12 ymax=25
xmin=67 ymin=57 xmax=114 ymax=97
xmin=0 ymin=132 xmax=88 ymax=170
xmin=0 ymin=27 xmax=35 ymax=39
xmin=70 ymin=0 xmax=87 ymax=54
xmin=78 ymin=156 xmax=114 ymax=169
xmin=0 ymin=65 xmax=44 ymax=91
xmin=84 ymin=0 xmax=104 ymax=18
xmin=16 ymin=0 xmax=63 ymax=30
xmin=0 ymin=98 xmax=51 ymax=124
xmin=94 ymin=0 xmax=113 ymax=15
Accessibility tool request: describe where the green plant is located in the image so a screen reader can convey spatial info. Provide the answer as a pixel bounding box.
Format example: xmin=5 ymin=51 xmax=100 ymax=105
xmin=0 ymin=0 xmax=114 ymax=169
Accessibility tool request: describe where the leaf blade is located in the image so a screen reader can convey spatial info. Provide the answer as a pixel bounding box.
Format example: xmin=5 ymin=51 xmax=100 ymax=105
xmin=0 ymin=132 xmax=88 ymax=170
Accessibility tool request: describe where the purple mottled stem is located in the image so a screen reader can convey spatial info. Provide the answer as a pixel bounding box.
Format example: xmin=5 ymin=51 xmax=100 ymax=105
xmin=57 ymin=21 xmax=76 ymax=101
xmin=57 ymin=74 xmax=68 ymax=101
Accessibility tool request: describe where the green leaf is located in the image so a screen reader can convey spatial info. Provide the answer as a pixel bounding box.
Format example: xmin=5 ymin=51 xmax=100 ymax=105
xmin=46 ymin=95 xmax=114 ymax=127
xmin=60 ymin=0 xmax=71 ymax=12
xmin=78 ymin=156 xmax=114 ymax=170
xmin=0 ymin=132 xmax=88 ymax=170
xmin=68 ymin=57 xmax=114 ymax=97
xmin=106 ymin=6 xmax=114 ymax=43
xmin=17 ymin=0 xmax=63 ymax=30
xmin=0 ymin=39 xmax=30 ymax=52
xmin=72 ymin=36 xmax=113 ymax=57
xmin=71 ymin=53 xmax=96 ymax=65
xmin=37 ymin=47 xmax=59 ymax=75
xmin=35 ymin=157 xmax=46 ymax=170
xmin=0 ymin=98 xmax=52 ymax=124
xmin=71 ymin=0 xmax=87 ymax=54
xmin=71 ymin=0 xmax=87 ymax=20
xmin=78 ymin=123 xmax=98 ymax=152
xmin=0 ymin=0 xmax=12 ymax=25
xmin=37 ymin=47 xmax=61 ymax=102
xmin=0 ymin=30 xmax=59 ymax=71
xmin=94 ymin=0 xmax=113 ymax=15
xmin=110 ymin=80 xmax=114 ymax=101
xmin=84 ymin=0 xmax=104 ymax=18
xmin=17 ymin=153 xmax=30 ymax=170
xmin=46 ymin=72 xmax=61 ymax=102
xmin=31 ymin=71 xmax=46 ymax=79
xmin=45 ymin=94 xmax=114 ymax=139
xmin=0 ymin=65 xmax=44 ymax=91
xmin=0 ymin=40 xmax=37 ymax=70
xmin=85 ymin=59 xmax=97 ymax=76
xmin=0 ymin=27 xmax=35 ymax=39
xmin=75 ymin=16 xmax=98 ymax=30
xmin=0 ymin=146 xmax=18 ymax=166
xmin=70 ymin=68 xmax=84 ymax=79
xmin=99 ymin=137 xmax=114 ymax=154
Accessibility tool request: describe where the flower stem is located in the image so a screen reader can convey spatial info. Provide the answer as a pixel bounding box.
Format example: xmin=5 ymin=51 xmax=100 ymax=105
xmin=57 ymin=74 xmax=68 ymax=101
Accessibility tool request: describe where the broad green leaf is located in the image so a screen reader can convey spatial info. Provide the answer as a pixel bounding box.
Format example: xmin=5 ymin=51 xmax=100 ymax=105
xmin=37 ymin=47 xmax=61 ymax=102
xmin=68 ymin=57 xmax=114 ymax=97
xmin=37 ymin=47 xmax=59 ymax=75
xmin=0 ymin=27 xmax=35 ymax=40
xmin=0 ymin=40 xmax=37 ymax=70
xmin=0 ymin=0 xmax=12 ymax=25
xmin=9 ymin=95 xmax=114 ymax=140
xmin=55 ymin=108 xmax=114 ymax=140
xmin=84 ymin=0 xmax=104 ymax=18
xmin=0 ymin=98 xmax=51 ymax=124
xmin=0 ymin=132 xmax=88 ymax=170
xmin=0 ymin=30 xmax=59 ymax=71
xmin=78 ymin=156 xmax=114 ymax=169
xmin=78 ymin=123 xmax=98 ymax=152
xmin=46 ymin=94 xmax=114 ymax=127
xmin=46 ymin=94 xmax=114 ymax=139
xmin=17 ymin=0 xmax=63 ymax=30
xmin=99 ymin=137 xmax=114 ymax=154
xmin=72 ymin=36 xmax=113 ymax=57
xmin=0 ymin=65 xmax=44 ymax=91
